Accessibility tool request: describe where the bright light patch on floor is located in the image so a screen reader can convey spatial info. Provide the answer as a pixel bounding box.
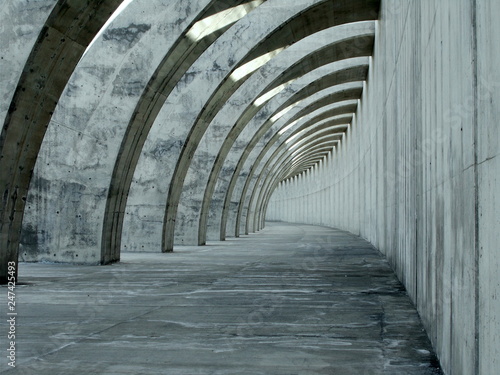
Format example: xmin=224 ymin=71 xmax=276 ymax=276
xmin=254 ymin=79 xmax=296 ymax=107
xmin=82 ymin=0 xmax=134 ymax=59
xmin=187 ymin=1 xmax=264 ymax=42
xmin=230 ymin=47 xmax=286 ymax=82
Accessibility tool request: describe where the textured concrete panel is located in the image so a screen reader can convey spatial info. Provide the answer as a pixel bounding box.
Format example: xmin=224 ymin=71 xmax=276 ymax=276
xmin=267 ymin=1 xmax=499 ymax=373
xmin=476 ymin=0 xmax=500 ymax=373
xmin=123 ymin=0 xmax=376 ymax=252
xmin=21 ymin=0 xmax=213 ymax=262
xmin=1 ymin=0 xmax=123 ymax=282
xmin=0 ymin=0 xmax=56 ymax=125
xmin=175 ymin=24 xmax=373 ymax=247
xmin=0 ymin=223 xmax=442 ymax=374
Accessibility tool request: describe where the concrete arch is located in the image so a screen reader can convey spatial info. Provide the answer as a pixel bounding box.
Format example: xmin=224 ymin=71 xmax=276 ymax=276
xmin=0 ymin=1 xmax=57 ymax=126
xmin=250 ymin=147 xmax=335 ymax=231
xmin=176 ymin=25 xmax=375 ymax=247
xmin=284 ymin=118 xmax=351 ymax=146
xmin=120 ymin=0 xmax=362 ymax=252
xmin=208 ymin=61 xmax=364 ymax=241
xmin=222 ymin=82 xmax=363 ymax=238
xmin=1 ymin=2 xmax=376 ymax=264
xmin=257 ymin=129 xmax=345 ymax=208
xmin=262 ymin=149 xmax=335 ymax=222
xmin=286 ymin=154 xmax=330 ymax=178
xmin=0 ymin=1 xmax=380 ymax=282
xmin=19 ymin=0 xmax=220 ymax=266
xmin=198 ymin=56 xmax=371 ymax=244
xmin=285 ymin=85 xmax=363 ymax=125
xmin=271 ymin=64 xmax=369 ymax=116
xmin=260 ymin=154 xmax=333 ymax=226
xmin=1 ymin=4 xmax=497 ymax=374
xmin=272 ymin=154 xmax=332 ymax=190
xmin=175 ymin=22 xmax=374 ymax=244
xmin=226 ymin=111 xmax=357 ymax=237
xmin=241 ymin=130 xmax=342 ymax=235
xmin=120 ymin=2 xmax=319 ymax=253
xmin=218 ymin=100 xmax=357 ymax=239
xmin=101 ymin=0 xmax=267 ymax=261
xmin=162 ymin=0 xmax=380 ymax=251
xmin=277 ymin=146 xmax=336 ymax=181
xmin=0 ymin=0 xmax=122 ymax=282
xmin=248 ymin=134 xmax=343 ymax=231
xmin=254 ymin=140 xmax=342 ymax=229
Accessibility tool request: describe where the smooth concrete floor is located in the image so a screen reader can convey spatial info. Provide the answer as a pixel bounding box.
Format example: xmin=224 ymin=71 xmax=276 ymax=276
xmin=0 ymin=222 xmax=443 ymax=374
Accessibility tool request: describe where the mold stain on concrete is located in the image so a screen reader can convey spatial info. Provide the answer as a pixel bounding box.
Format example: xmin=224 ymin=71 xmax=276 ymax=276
xmin=103 ymin=23 xmax=151 ymax=47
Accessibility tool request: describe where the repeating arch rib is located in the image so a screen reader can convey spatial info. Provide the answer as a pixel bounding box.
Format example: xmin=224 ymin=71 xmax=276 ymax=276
xmin=163 ymin=0 xmax=380 ymax=251
xmin=198 ymin=54 xmax=372 ymax=244
xmin=259 ymin=153 xmax=332 ymax=227
xmin=0 ymin=0 xmax=122 ymax=282
xmin=0 ymin=0 xmax=382 ymax=285
xmin=248 ymin=134 xmax=342 ymax=232
xmin=18 ymin=0 xmax=233 ymax=266
xmin=101 ymin=0 xmax=265 ymax=263
xmin=220 ymin=100 xmax=357 ymax=239
xmin=244 ymin=132 xmax=342 ymax=234
xmin=253 ymin=138 xmax=342 ymax=230
xmin=222 ymin=82 xmax=364 ymax=238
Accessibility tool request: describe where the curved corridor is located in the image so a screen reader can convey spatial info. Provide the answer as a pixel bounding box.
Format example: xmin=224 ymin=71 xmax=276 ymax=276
xmin=1 ymin=223 xmax=442 ymax=374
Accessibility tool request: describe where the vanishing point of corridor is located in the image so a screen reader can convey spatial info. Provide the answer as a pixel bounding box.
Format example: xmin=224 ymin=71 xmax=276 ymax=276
xmin=1 ymin=223 xmax=442 ymax=374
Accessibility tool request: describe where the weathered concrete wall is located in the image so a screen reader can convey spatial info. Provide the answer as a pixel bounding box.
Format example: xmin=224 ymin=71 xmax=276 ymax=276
xmin=0 ymin=0 xmax=56 ymax=126
xmin=476 ymin=1 xmax=500 ymax=373
xmin=267 ymin=1 xmax=499 ymax=374
xmin=122 ymin=1 xmax=377 ymax=252
xmin=12 ymin=0 xmax=379 ymax=263
xmin=180 ymin=24 xmax=373 ymax=246
xmin=212 ymin=57 xmax=366 ymax=241
xmin=122 ymin=0 xmax=316 ymax=251
xmin=20 ymin=0 xmax=213 ymax=262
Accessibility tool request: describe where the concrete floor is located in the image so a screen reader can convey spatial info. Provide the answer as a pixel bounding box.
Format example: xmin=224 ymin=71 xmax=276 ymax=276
xmin=1 ymin=223 xmax=442 ymax=374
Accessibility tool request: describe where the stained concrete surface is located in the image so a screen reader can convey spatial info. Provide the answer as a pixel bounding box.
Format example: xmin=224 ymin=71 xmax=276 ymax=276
xmin=266 ymin=2 xmax=500 ymax=373
xmin=0 ymin=223 xmax=442 ymax=374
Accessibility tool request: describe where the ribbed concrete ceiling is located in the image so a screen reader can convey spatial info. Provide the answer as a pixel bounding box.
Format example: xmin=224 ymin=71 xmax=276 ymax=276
xmin=0 ymin=0 xmax=380 ymax=281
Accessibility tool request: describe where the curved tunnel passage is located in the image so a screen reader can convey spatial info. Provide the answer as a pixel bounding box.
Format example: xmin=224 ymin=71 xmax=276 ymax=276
xmin=0 ymin=0 xmax=380 ymax=272
xmin=3 ymin=222 xmax=442 ymax=374
xmin=1 ymin=1 xmax=499 ymax=374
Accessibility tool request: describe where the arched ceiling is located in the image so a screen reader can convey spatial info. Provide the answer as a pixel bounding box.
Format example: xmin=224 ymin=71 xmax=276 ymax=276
xmin=0 ymin=0 xmax=380 ymax=282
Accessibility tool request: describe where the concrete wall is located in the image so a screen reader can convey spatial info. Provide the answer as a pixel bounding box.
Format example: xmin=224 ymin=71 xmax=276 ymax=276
xmin=15 ymin=0 xmax=378 ymax=262
xmin=267 ymin=1 xmax=499 ymax=374
xmin=19 ymin=0 xmax=214 ymax=262
xmin=0 ymin=1 xmax=56 ymax=126
xmin=476 ymin=1 xmax=500 ymax=373
xmin=2 ymin=1 xmax=497 ymax=372
xmin=122 ymin=0 xmax=343 ymax=251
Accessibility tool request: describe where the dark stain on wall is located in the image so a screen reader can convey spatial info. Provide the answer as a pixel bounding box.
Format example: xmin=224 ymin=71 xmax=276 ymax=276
xmin=103 ymin=23 xmax=151 ymax=47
